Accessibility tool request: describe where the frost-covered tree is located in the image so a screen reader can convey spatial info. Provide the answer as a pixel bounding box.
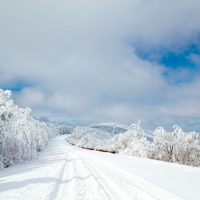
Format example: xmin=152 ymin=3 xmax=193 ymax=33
xmin=66 ymin=126 xmax=115 ymax=151
xmin=0 ymin=89 xmax=61 ymax=169
xmin=114 ymin=121 xmax=153 ymax=157
xmin=153 ymin=125 xmax=200 ymax=166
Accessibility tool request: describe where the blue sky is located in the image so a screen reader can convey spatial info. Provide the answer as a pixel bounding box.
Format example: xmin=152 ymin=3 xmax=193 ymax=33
xmin=136 ymin=43 xmax=200 ymax=85
xmin=137 ymin=44 xmax=199 ymax=69
xmin=2 ymin=80 xmax=31 ymax=92
xmin=0 ymin=0 xmax=200 ymax=131
xmin=161 ymin=44 xmax=199 ymax=68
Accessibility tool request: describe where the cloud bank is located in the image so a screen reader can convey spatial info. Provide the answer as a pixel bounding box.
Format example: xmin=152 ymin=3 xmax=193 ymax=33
xmin=0 ymin=0 xmax=200 ymax=130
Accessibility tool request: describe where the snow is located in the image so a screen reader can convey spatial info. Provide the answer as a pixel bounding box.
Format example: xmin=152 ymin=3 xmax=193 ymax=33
xmin=0 ymin=135 xmax=199 ymax=200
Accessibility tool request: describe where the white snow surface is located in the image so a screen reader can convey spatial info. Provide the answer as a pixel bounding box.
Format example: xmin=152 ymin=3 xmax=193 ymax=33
xmin=0 ymin=135 xmax=199 ymax=200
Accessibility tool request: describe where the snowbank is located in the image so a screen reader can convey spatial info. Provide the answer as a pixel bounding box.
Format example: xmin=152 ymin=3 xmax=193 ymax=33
xmin=0 ymin=89 xmax=61 ymax=169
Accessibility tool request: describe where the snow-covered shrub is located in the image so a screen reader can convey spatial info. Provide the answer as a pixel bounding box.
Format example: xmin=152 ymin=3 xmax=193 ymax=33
xmin=114 ymin=123 xmax=200 ymax=166
xmin=0 ymin=89 xmax=60 ymax=169
xmin=114 ymin=122 xmax=154 ymax=157
xmin=67 ymin=120 xmax=200 ymax=166
xmin=66 ymin=126 xmax=115 ymax=151
xmin=153 ymin=126 xmax=200 ymax=166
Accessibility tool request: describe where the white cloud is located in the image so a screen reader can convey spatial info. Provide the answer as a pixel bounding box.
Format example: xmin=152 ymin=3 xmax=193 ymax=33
xmin=16 ymin=87 xmax=45 ymax=107
xmin=0 ymin=0 xmax=200 ymax=129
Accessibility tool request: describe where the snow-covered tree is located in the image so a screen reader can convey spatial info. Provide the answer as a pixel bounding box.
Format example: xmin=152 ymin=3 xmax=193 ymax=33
xmin=153 ymin=125 xmax=200 ymax=166
xmin=0 ymin=89 xmax=61 ymax=169
xmin=114 ymin=121 xmax=153 ymax=157
xmin=66 ymin=126 xmax=115 ymax=151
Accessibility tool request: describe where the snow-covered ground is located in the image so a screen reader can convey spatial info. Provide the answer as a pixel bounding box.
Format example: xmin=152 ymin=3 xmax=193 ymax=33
xmin=0 ymin=135 xmax=199 ymax=200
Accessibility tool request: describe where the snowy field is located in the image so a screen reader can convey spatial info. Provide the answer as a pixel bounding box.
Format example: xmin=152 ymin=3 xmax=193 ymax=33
xmin=0 ymin=135 xmax=199 ymax=200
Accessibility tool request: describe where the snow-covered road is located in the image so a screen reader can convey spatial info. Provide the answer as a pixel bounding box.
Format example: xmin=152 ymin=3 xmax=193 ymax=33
xmin=0 ymin=135 xmax=199 ymax=200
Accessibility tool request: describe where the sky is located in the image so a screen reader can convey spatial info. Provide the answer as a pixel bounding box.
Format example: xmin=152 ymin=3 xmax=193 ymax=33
xmin=0 ymin=0 xmax=200 ymax=131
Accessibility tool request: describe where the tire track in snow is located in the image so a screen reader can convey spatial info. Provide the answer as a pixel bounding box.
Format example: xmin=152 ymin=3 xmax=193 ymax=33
xmin=0 ymin=136 xmax=186 ymax=200
xmin=49 ymin=139 xmax=183 ymax=200
xmin=66 ymin=152 xmax=131 ymax=200
xmin=49 ymin=151 xmax=115 ymax=200
xmin=79 ymin=157 xmax=134 ymax=200
xmin=49 ymin=153 xmax=82 ymax=200
xmin=48 ymin=153 xmax=68 ymax=200
xmin=73 ymin=156 xmax=111 ymax=200
xmin=71 ymin=146 xmax=183 ymax=200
